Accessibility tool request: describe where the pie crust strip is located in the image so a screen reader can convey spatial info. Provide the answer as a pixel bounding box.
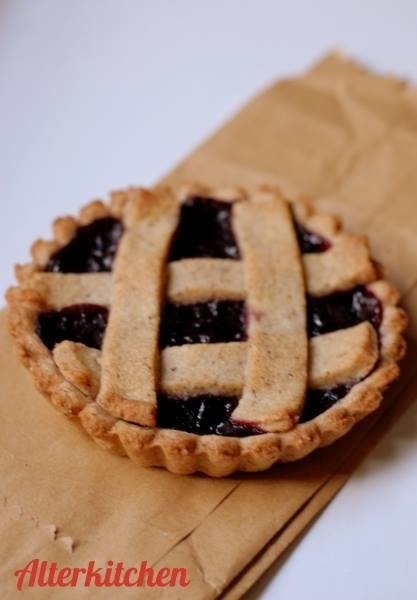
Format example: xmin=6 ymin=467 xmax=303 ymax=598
xmin=27 ymin=237 xmax=377 ymax=311
xmin=53 ymin=321 xmax=379 ymax=400
xmin=162 ymin=321 xmax=378 ymax=395
xmin=231 ymin=192 xmax=308 ymax=431
xmin=160 ymin=342 xmax=247 ymax=396
xmin=167 ymin=259 xmax=245 ymax=303
xmin=304 ymin=234 xmax=377 ymax=296
xmin=168 ymin=241 xmax=377 ymax=300
xmin=96 ymin=189 xmax=180 ymax=426
xmin=29 ymin=272 xmax=112 ymax=309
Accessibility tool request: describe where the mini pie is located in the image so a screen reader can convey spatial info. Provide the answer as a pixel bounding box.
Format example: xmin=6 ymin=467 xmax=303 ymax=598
xmin=7 ymin=184 xmax=407 ymax=476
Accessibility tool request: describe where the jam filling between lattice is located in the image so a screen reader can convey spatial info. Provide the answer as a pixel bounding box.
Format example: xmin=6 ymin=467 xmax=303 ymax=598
xmin=37 ymin=197 xmax=383 ymax=435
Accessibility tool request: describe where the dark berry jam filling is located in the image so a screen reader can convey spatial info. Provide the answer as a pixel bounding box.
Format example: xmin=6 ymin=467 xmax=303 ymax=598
xmin=308 ymin=286 xmax=382 ymax=338
xmin=168 ymin=197 xmax=240 ymax=260
xmin=45 ymin=217 xmax=123 ymax=273
xmin=295 ymin=222 xmax=330 ymax=253
xmin=299 ymin=384 xmax=353 ymax=423
xmin=37 ymin=202 xmax=380 ymax=435
xmin=36 ymin=304 xmax=108 ymax=350
xmin=160 ymin=300 xmax=246 ymax=348
xmin=157 ymin=394 xmax=263 ymax=436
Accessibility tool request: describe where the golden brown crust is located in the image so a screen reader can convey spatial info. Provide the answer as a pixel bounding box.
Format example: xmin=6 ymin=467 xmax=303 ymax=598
xmin=167 ymin=259 xmax=246 ymax=303
xmin=6 ymin=286 xmax=89 ymax=417
xmin=6 ymin=184 xmax=408 ymax=476
xmin=232 ymin=192 xmax=308 ymax=430
xmin=308 ymin=322 xmax=379 ymax=389
xmin=304 ymin=233 xmax=378 ymax=296
xmin=96 ymin=188 xmax=179 ymax=426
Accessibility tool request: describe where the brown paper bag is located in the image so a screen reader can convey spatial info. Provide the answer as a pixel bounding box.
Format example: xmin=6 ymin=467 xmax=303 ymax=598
xmin=1 ymin=52 xmax=417 ymax=599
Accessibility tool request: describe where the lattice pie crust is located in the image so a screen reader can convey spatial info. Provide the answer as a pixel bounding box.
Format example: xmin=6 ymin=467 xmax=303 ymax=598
xmin=7 ymin=185 xmax=407 ymax=476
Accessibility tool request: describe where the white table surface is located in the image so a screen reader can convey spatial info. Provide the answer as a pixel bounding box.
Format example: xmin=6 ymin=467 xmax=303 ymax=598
xmin=1 ymin=2 xmax=417 ymax=599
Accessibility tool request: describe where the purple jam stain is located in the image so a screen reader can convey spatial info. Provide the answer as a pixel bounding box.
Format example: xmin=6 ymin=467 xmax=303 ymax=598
xmin=159 ymin=300 xmax=246 ymax=348
xmin=295 ymin=222 xmax=330 ymax=253
xmin=36 ymin=304 xmax=108 ymax=350
xmin=308 ymin=286 xmax=382 ymax=338
xmin=45 ymin=217 xmax=123 ymax=273
xmin=168 ymin=197 xmax=241 ymax=260
xmin=157 ymin=394 xmax=263 ymax=436
xmin=216 ymin=419 xmax=265 ymax=437
xmin=299 ymin=384 xmax=353 ymax=423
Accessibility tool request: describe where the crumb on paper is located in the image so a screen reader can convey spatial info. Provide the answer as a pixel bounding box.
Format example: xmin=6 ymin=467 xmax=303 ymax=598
xmin=59 ymin=536 xmax=75 ymax=553
xmin=45 ymin=524 xmax=77 ymax=552
xmin=45 ymin=523 xmax=57 ymax=540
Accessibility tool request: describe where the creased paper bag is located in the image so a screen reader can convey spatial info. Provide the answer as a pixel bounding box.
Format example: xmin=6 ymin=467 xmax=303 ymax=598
xmin=1 ymin=52 xmax=417 ymax=599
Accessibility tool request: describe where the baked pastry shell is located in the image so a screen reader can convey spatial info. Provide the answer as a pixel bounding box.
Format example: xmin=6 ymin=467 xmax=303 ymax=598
xmin=6 ymin=185 xmax=408 ymax=476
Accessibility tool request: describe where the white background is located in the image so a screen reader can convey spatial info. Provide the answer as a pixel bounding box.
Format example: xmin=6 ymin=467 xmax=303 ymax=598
xmin=1 ymin=2 xmax=417 ymax=599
